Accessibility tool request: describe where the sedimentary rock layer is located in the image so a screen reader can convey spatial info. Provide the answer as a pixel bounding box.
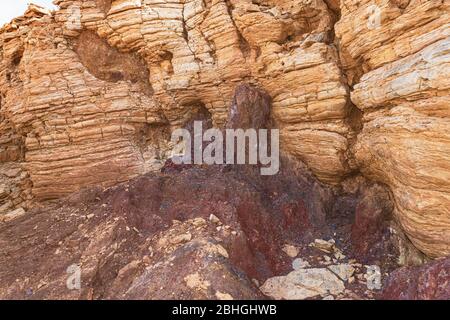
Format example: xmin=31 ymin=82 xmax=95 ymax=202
xmin=0 ymin=1 xmax=352 ymax=211
xmin=336 ymin=0 xmax=450 ymax=257
xmin=0 ymin=1 xmax=449 ymax=260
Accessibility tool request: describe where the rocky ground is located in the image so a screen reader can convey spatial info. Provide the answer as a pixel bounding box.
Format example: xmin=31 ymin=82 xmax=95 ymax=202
xmin=0 ymin=159 xmax=434 ymax=300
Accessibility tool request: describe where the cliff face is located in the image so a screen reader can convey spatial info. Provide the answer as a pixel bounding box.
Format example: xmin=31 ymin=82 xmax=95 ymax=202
xmin=0 ymin=0 xmax=449 ymax=260
xmin=336 ymin=0 xmax=450 ymax=258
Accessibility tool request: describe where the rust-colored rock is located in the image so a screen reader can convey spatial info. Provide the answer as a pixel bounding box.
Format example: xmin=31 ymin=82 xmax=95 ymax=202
xmin=351 ymin=184 xmax=393 ymax=261
xmin=382 ymin=257 xmax=450 ymax=300
xmin=227 ymin=83 xmax=271 ymax=130
xmin=0 ymin=162 xmax=331 ymax=299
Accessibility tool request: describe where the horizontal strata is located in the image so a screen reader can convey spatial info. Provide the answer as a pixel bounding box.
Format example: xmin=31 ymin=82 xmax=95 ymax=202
xmin=336 ymin=0 xmax=450 ymax=257
xmin=0 ymin=1 xmax=449 ymax=259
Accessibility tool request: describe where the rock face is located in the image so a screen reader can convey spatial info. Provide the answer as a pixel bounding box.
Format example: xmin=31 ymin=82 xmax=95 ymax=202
xmin=0 ymin=0 xmax=449 ymax=265
xmin=0 ymin=161 xmax=332 ymax=299
xmin=351 ymin=184 xmax=393 ymax=260
xmin=0 ymin=1 xmax=351 ymax=208
xmin=382 ymin=257 xmax=450 ymax=300
xmin=335 ymin=0 xmax=450 ymax=258
xmin=0 ymin=161 xmax=399 ymax=300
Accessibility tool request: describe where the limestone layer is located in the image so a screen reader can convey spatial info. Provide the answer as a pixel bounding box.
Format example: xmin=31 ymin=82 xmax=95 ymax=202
xmin=0 ymin=1 xmax=450 ymax=258
xmin=336 ymin=0 xmax=450 ymax=257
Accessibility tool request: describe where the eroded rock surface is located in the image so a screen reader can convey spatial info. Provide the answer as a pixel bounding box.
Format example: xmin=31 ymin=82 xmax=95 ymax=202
xmin=0 ymin=0 xmax=353 ymax=211
xmin=382 ymin=257 xmax=450 ymax=300
xmin=0 ymin=161 xmax=327 ymax=299
xmin=0 ymin=0 xmax=449 ymax=300
xmin=0 ymin=162 xmax=399 ymax=300
xmin=336 ymin=0 xmax=450 ymax=257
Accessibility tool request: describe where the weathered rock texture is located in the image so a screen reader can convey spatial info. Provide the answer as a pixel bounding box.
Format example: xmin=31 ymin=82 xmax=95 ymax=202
xmin=0 ymin=161 xmax=331 ymax=299
xmin=0 ymin=1 xmax=449 ymax=262
xmin=0 ymin=162 xmax=400 ymax=300
xmin=336 ymin=0 xmax=450 ymax=258
xmin=382 ymin=256 xmax=450 ymax=300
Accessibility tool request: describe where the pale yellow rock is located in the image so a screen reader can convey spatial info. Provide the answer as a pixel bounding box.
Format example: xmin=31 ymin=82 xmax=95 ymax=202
xmin=184 ymin=273 xmax=210 ymax=291
xmin=215 ymin=291 xmax=234 ymax=300
xmin=1 ymin=208 xmax=26 ymax=223
xmin=260 ymin=268 xmax=345 ymax=300
xmin=282 ymin=244 xmax=299 ymax=258
xmin=336 ymin=0 xmax=450 ymax=258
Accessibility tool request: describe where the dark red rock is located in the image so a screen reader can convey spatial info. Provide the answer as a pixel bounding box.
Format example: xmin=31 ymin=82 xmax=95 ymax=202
xmin=226 ymin=83 xmax=272 ymax=130
xmin=0 ymin=160 xmax=330 ymax=299
xmin=350 ymin=184 xmax=393 ymax=261
xmin=382 ymin=257 xmax=450 ymax=300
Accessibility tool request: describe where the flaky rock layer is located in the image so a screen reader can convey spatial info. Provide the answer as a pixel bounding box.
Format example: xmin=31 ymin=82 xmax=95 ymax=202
xmin=336 ymin=0 xmax=450 ymax=257
xmin=0 ymin=1 xmax=449 ymax=258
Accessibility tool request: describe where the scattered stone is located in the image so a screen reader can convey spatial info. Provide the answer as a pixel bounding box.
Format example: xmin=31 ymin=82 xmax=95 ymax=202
xmin=311 ymin=239 xmax=335 ymax=253
xmin=334 ymin=249 xmax=346 ymax=260
xmin=260 ymin=268 xmax=345 ymax=300
xmin=328 ymin=264 xmax=355 ymax=282
xmin=142 ymin=255 xmax=151 ymax=265
xmin=170 ymin=233 xmax=192 ymax=245
xmin=282 ymin=244 xmax=299 ymax=258
xmin=192 ymin=218 xmax=206 ymax=226
xmin=37 ymin=280 xmax=48 ymax=289
xmin=215 ymin=291 xmax=234 ymax=300
xmin=1 ymin=208 xmax=26 ymax=223
xmin=209 ymin=214 xmax=221 ymax=224
xmin=184 ymin=273 xmax=210 ymax=291
xmin=292 ymin=258 xmax=310 ymax=270
xmin=322 ymin=295 xmax=335 ymax=300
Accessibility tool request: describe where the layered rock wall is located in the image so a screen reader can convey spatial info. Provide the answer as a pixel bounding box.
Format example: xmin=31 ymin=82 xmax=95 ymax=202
xmin=336 ymin=0 xmax=450 ymax=257
xmin=0 ymin=1 xmax=449 ymax=259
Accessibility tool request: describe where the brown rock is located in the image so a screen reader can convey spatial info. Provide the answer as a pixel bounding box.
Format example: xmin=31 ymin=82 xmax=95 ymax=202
xmin=226 ymin=83 xmax=271 ymax=130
